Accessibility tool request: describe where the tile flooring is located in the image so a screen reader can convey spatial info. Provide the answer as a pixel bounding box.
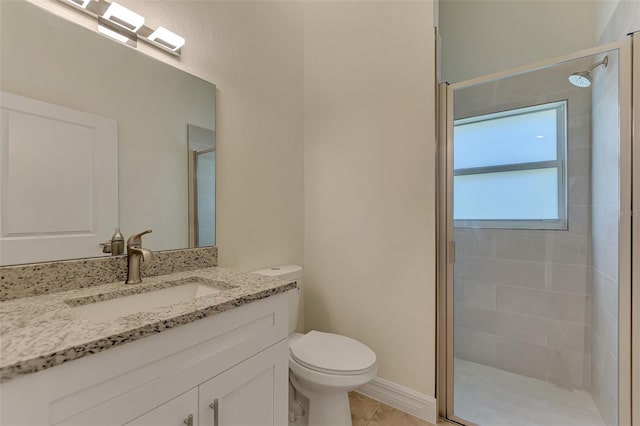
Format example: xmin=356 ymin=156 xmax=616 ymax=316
xmin=453 ymin=358 xmax=606 ymax=426
xmin=349 ymin=392 xmax=434 ymax=426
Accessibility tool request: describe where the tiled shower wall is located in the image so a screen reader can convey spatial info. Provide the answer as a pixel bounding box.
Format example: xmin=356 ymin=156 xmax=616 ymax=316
xmin=453 ymin=61 xmax=594 ymax=390
xmin=590 ymin=50 xmax=619 ymax=426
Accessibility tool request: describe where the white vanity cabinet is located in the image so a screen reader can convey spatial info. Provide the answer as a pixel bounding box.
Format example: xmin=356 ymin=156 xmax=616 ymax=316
xmin=0 ymin=292 xmax=289 ymax=426
xmin=124 ymin=341 xmax=287 ymax=426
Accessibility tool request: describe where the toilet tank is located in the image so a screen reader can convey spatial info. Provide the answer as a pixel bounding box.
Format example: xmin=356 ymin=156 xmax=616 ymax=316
xmin=252 ymin=265 xmax=302 ymax=335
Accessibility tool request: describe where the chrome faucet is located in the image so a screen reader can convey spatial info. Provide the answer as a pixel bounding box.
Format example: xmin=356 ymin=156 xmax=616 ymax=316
xmin=126 ymin=230 xmax=154 ymax=284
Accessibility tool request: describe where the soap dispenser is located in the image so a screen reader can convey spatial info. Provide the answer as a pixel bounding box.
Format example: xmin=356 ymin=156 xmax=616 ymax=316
xmin=110 ymin=228 xmax=125 ymax=255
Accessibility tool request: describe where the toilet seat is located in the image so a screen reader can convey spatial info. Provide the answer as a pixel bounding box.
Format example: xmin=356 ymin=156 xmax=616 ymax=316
xmin=289 ymin=355 xmax=378 ymax=390
xmin=290 ymin=331 xmax=377 ymax=376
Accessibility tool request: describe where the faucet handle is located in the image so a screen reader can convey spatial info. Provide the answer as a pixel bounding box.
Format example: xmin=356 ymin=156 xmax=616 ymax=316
xmin=99 ymin=241 xmax=112 ymax=253
xmin=127 ymin=229 xmax=152 ymax=247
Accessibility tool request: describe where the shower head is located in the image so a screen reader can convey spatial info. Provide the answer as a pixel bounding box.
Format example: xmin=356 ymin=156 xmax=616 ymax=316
xmin=568 ymin=56 xmax=609 ymax=88
xmin=568 ymin=71 xmax=592 ymax=88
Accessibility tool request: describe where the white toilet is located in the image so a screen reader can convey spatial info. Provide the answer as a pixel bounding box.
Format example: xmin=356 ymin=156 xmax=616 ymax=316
xmin=253 ymin=265 xmax=377 ymax=426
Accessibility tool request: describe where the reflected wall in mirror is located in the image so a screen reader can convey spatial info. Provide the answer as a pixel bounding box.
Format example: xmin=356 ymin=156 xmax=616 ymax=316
xmin=0 ymin=1 xmax=216 ymax=266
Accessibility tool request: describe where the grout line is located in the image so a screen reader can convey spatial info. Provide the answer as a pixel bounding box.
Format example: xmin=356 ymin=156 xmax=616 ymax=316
xmin=456 ymin=277 xmax=593 ymax=297
xmin=366 ymin=401 xmax=382 ymax=425
xmin=456 ymin=301 xmax=592 ymax=326
xmin=365 ymin=405 xmax=381 ymax=426
xmin=493 ymin=283 xmax=592 ymax=298
xmin=454 ymin=325 xmax=593 ymax=357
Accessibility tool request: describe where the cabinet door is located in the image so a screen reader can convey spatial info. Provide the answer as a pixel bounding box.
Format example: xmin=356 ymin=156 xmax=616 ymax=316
xmin=125 ymin=388 xmax=198 ymax=426
xmin=199 ymin=339 xmax=288 ymax=426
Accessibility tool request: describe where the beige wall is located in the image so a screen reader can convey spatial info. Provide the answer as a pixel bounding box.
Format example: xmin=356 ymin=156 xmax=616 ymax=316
xmin=452 ymin=59 xmax=594 ymax=390
xmin=439 ymin=0 xmax=597 ymax=83
xmin=27 ymin=0 xmax=305 ymax=272
xmin=303 ymin=1 xmax=436 ymax=395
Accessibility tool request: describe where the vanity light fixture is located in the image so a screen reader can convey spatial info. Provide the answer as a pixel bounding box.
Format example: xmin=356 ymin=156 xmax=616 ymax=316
xmin=64 ymin=0 xmax=92 ymax=9
xmin=102 ymin=2 xmax=144 ymax=33
xmin=56 ymin=0 xmax=186 ymax=56
xmin=147 ymin=27 xmax=186 ymax=52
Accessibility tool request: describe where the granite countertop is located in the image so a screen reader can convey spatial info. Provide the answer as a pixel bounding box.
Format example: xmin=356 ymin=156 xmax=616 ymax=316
xmin=0 ymin=267 xmax=295 ymax=382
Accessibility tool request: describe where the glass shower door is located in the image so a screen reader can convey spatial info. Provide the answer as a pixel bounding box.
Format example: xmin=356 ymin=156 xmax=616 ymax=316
xmin=440 ymin=40 xmax=632 ymax=426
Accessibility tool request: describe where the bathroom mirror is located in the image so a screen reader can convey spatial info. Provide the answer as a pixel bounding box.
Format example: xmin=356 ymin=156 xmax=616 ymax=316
xmin=0 ymin=1 xmax=216 ymax=265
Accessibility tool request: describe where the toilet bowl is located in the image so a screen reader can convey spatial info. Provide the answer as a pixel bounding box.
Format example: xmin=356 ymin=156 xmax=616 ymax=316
xmin=252 ymin=265 xmax=378 ymax=426
xmin=289 ymin=331 xmax=377 ymax=426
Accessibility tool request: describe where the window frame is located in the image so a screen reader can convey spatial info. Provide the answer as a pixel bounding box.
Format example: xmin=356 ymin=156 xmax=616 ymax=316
xmin=453 ymin=101 xmax=568 ymax=230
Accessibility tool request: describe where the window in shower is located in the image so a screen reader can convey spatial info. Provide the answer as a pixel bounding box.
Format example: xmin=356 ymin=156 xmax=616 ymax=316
xmin=453 ymin=101 xmax=567 ymax=229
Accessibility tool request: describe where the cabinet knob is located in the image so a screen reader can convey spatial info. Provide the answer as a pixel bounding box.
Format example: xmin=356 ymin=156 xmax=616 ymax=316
xmin=209 ymin=399 xmax=219 ymax=426
xmin=183 ymin=414 xmax=193 ymax=426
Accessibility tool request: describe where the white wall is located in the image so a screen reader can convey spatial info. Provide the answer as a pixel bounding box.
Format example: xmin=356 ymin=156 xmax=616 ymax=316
xmin=596 ymin=0 xmax=640 ymax=44
xmin=303 ymin=1 xmax=436 ymax=395
xmin=595 ymin=0 xmax=622 ymax=40
xmin=27 ymin=0 xmax=305 ymax=271
xmin=440 ymin=0 xmax=597 ymax=83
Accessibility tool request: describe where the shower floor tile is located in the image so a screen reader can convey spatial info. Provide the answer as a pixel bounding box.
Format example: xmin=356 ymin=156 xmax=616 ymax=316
xmin=453 ymin=358 xmax=605 ymax=426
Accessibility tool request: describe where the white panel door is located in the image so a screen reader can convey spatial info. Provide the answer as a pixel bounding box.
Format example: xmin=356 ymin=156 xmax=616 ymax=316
xmin=199 ymin=340 xmax=289 ymax=426
xmin=125 ymin=388 xmax=198 ymax=426
xmin=0 ymin=91 xmax=117 ymax=265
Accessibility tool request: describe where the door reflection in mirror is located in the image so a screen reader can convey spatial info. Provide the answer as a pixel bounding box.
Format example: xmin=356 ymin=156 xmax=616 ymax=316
xmin=188 ymin=124 xmax=216 ymax=247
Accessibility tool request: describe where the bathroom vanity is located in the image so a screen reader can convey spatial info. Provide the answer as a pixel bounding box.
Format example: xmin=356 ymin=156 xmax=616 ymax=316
xmin=0 ymin=264 xmax=293 ymax=426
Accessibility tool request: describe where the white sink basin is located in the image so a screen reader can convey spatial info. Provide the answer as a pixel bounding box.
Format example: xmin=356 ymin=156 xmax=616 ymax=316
xmin=70 ymin=279 xmax=226 ymax=322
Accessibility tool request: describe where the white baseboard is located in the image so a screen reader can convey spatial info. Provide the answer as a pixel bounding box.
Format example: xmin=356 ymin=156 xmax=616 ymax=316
xmin=356 ymin=377 xmax=438 ymax=424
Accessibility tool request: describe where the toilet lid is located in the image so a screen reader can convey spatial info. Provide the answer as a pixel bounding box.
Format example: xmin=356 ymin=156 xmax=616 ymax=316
xmin=290 ymin=331 xmax=376 ymax=374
